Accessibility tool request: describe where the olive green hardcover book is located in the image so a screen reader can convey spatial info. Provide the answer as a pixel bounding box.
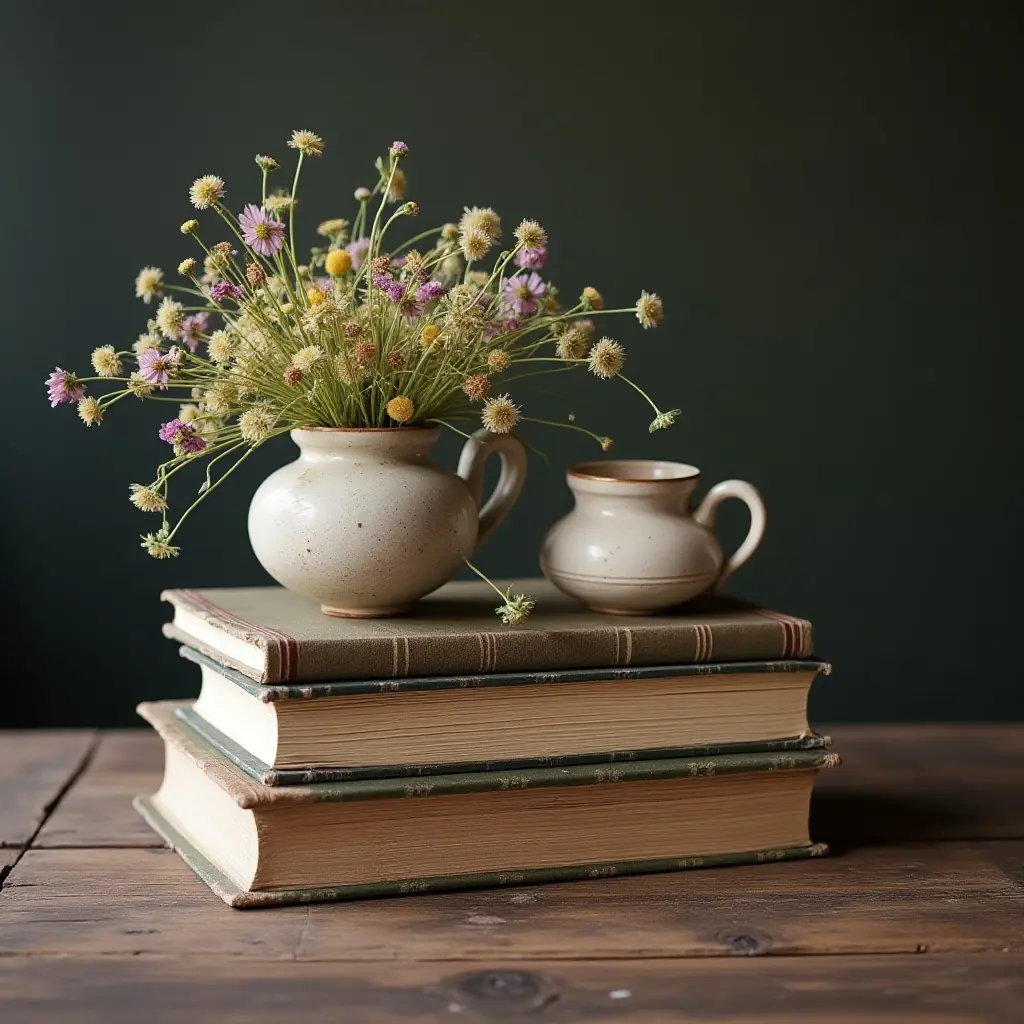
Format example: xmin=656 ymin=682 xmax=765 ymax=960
xmin=161 ymin=578 xmax=814 ymax=684
xmin=136 ymin=700 xmax=838 ymax=908
xmin=179 ymin=645 xmax=831 ymax=782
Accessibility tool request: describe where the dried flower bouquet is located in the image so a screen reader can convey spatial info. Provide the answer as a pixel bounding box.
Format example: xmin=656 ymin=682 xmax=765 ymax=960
xmin=46 ymin=132 xmax=676 ymax=620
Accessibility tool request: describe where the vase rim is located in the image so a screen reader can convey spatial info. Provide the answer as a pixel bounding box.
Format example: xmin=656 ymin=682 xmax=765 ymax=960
xmin=568 ymin=459 xmax=700 ymax=483
xmin=295 ymin=425 xmax=438 ymax=434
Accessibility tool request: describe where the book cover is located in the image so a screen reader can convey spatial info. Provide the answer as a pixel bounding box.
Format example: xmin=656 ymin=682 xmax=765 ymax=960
xmin=177 ymin=703 xmax=833 ymax=786
xmin=139 ymin=700 xmax=839 ymax=808
xmin=163 ymin=578 xmax=814 ymax=684
xmin=135 ymin=793 xmax=829 ymax=908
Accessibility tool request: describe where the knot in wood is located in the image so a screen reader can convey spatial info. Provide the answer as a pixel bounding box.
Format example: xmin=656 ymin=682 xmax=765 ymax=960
xmin=451 ymin=969 xmax=559 ymax=1010
xmin=720 ymin=928 xmax=773 ymax=955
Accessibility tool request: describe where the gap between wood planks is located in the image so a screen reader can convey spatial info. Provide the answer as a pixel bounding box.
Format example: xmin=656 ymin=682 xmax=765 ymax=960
xmin=0 ymin=735 xmax=100 ymax=889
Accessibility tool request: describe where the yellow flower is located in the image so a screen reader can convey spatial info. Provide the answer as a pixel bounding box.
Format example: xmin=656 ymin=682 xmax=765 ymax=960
xmin=420 ymin=324 xmax=441 ymax=348
xmin=581 ymin=286 xmax=604 ymax=311
xmin=324 ymin=249 xmax=352 ymax=276
xmin=386 ymin=396 xmax=414 ymax=423
xmin=306 ymin=287 xmax=327 ymax=307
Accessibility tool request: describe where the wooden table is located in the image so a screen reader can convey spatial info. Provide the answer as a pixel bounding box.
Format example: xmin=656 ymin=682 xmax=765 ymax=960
xmin=0 ymin=726 xmax=1021 ymax=1022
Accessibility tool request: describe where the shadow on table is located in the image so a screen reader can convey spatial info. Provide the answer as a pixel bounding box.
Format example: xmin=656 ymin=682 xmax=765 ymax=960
xmin=811 ymin=791 xmax=978 ymax=853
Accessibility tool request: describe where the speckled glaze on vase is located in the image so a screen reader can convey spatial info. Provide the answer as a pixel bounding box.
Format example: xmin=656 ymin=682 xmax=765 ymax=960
xmin=540 ymin=460 xmax=766 ymax=614
xmin=248 ymin=427 xmax=526 ymax=617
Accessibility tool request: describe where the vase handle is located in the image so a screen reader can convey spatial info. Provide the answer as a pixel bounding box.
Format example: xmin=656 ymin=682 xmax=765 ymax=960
xmin=693 ymin=479 xmax=767 ymax=594
xmin=456 ymin=429 xmax=528 ymax=552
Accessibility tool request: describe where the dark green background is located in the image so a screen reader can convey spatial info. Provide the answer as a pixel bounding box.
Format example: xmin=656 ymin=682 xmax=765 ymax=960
xmin=6 ymin=2 xmax=1021 ymax=726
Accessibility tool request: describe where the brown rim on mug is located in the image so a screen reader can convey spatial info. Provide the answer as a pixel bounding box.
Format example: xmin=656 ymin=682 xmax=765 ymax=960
xmin=568 ymin=459 xmax=700 ymax=484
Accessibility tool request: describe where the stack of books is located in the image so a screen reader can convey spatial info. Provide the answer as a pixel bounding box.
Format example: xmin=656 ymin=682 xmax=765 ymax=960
xmin=136 ymin=579 xmax=838 ymax=907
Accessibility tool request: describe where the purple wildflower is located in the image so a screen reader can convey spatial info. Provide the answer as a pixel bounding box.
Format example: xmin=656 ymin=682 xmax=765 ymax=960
xmin=138 ymin=347 xmax=179 ymax=387
xmin=238 ymin=203 xmax=286 ymax=256
xmin=515 ymin=246 xmax=548 ymax=270
xmin=384 ymin=279 xmax=407 ymax=303
xmin=345 ymin=237 xmax=371 ymax=269
xmin=210 ymin=281 xmax=244 ymax=302
xmin=372 ymin=272 xmax=392 ymax=291
xmin=417 ymin=280 xmax=446 ymax=303
xmin=391 ymin=141 xmax=409 ymax=157
xmin=399 ymin=294 xmax=425 ymax=319
xmin=158 ymin=419 xmax=184 ymax=443
xmin=503 ymin=272 xmax=547 ymax=315
xmin=45 ymin=368 xmax=84 ymax=407
xmin=180 ymin=313 xmax=209 ymax=353
xmin=159 ymin=419 xmax=207 ymax=455
xmin=505 ymin=316 xmax=522 ymax=333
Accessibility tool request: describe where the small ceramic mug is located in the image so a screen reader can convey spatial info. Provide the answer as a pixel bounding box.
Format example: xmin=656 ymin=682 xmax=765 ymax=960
xmin=540 ymin=459 xmax=767 ymax=614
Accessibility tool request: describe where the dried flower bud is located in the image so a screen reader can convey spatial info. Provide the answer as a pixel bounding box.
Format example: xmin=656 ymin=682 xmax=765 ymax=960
xmin=371 ymin=256 xmax=391 ymax=276
xmin=354 ymin=186 xmax=372 ymax=201
xmin=177 ymin=257 xmax=197 ymax=276
xmin=180 ymin=219 xmax=199 ymax=235
xmin=462 ymin=374 xmax=490 ymax=402
xmin=581 ymin=286 xmax=604 ymax=311
xmin=386 ymin=395 xmax=414 ymax=422
xmin=401 ymin=202 xmax=419 ymax=217
xmin=283 ymin=365 xmax=304 ymax=386
xmin=391 ymin=140 xmax=409 ymax=157
xmin=354 ymin=339 xmax=378 ymax=365
xmin=245 ymin=262 xmax=266 ymax=288
xmin=386 ymin=350 xmax=407 ymax=369
xmin=487 ymin=349 xmax=510 ymax=372
xmin=255 ymin=154 xmax=279 ymax=171
xmin=344 ymin=320 xmax=363 ymax=340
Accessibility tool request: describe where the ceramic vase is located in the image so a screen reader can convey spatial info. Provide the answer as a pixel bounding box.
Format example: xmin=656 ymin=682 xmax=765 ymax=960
xmin=248 ymin=427 xmax=526 ymax=617
xmin=540 ymin=459 xmax=766 ymax=614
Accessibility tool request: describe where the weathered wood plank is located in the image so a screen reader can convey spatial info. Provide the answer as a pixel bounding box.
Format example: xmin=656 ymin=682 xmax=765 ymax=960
xmin=0 ymin=953 xmax=1020 ymax=1023
xmin=34 ymin=732 xmax=164 ymax=848
xmin=0 ymin=731 xmax=96 ymax=847
xmin=1 ymin=842 xmax=1021 ymax=959
xmin=817 ymin=725 xmax=1024 ymax=845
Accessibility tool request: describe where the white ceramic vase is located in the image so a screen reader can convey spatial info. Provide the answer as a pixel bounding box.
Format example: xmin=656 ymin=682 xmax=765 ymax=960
xmin=248 ymin=427 xmax=526 ymax=617
xmin=540 ymin=459 xmax=766 ymax=614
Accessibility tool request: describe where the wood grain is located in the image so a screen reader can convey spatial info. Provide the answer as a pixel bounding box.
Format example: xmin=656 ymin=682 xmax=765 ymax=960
xmin=0 ymin=731 xmax=96 ymax=847
xmin=0 ymin=953 xmax=1020 ymax=1023
xmin=34 ymin=732 xmax=164 ymax=848
xmin=816 ymin=725 xmax=1024 ymax=845
xmin=2 ymin=842 xmax=1021 ymax=959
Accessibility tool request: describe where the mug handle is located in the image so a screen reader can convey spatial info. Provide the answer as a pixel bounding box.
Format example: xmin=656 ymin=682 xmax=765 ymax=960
xmin=693 ymin=480 xmax=767 ymax=594
xmin=456 ymin=429 xmax=528 ymax=551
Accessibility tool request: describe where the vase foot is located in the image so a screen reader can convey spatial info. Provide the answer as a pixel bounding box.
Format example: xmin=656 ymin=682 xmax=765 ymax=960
xmin=587 ymin=605 xmax=661 ymax=616
xmin=320 ymin=602 xmax=414 ymax=619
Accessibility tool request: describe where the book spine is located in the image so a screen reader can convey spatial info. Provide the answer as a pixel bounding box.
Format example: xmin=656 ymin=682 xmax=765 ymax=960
xmin=135 ymin=795 xmax=828 ymax=909
xmin=164 ymin=592 xmax=813 ymax=684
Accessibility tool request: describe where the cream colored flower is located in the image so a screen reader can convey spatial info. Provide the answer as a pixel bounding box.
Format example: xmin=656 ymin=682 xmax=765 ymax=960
xmin=387 ymin=167 xmax=407 ymax=203
xmin=333 ymin=352 xmax=369 ymax=385
xmin=91 ymin=345 xmax=122 ymax=377
xmin=134 ymin=266 xmax=163 ymax=303
xmin=178 ymin=403 xmax=201 ymax=423
xmin=238 ymin=404 xmax=278 ymax=443
xmin=459 ymin=206 xmax=501 ymax=241
xmin=636 ymin=290 xmax=664 ymax=329
xmin=487 ymin=349 xmax=510 ymax=373
xmin=155 ymin=297 xmax=185 ymax=340
xmin=180 ymin=219 xmax=199 ymax=235
xmin=127 ymin=372 xmax=153 ymax=397
xmin=496 ymin=593 xmax=535 ymax=626
xmin=581 ymin=286 xmax=604 ymax=311
xmin=588 ymin=337 xmax=625 ymax=379
xmin=556 ymin=326 xmax=589 ymax=361
xmin=264 ymin=193 xmax=296 ymax=214
xmin=189 ymin=175 xmax=225 ymax=209
xmin=649 ymin=408 xmax=681 ymax=432
xmin=481 ymin=394 xmax=520 ymax=434
xmin=206 ymin=330 xmax=234 ymax=364
xmin=203 ymin=381 xmax=238 ymax=415
xmin=141 ymin=530 xmax=180 ymax=559
xmin=77 ymin=396 xmax=102 ymax=426
xmin=291 ymin=345 xmax=324 ymax=373
xmin=178 ymin=257 xmax=197 ymax=277
xmin=288 ymin=130 xmax=324 ymax=157
xmin=514 ymin=219 xmax=547 ymax=250
xmin=129 ymin=483 xmax=167 ymax=513
xmin=460 ymin=228 xmax=492 ymax=262
xmin=317 ymin=218 xmax=349 ymax=239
